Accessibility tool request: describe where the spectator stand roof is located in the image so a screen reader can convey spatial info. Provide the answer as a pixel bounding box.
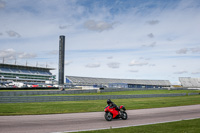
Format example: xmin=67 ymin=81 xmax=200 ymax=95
xmin=66 ymin=76 xmax=171 ymax=86
xmin=179 ymin=77 xmax=200 ymax=88
xmin=0 ymin=63 xmax=55 ymax=71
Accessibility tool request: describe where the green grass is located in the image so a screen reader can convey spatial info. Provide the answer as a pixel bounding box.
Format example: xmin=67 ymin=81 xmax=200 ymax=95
xmin=29 ymin=90 xmax=200 ymax=96
xmin=0 ymin=95 xmax=200 ymax=115
xmin=74 ymin=118 xmax=200 ymax=133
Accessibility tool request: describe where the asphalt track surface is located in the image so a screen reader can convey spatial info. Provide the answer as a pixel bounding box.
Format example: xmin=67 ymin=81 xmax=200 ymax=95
xmin=0 ymin=105 xmax=200 ymax=133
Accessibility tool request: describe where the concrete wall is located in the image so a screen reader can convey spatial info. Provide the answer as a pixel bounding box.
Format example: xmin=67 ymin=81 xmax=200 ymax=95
xmin=0 ymin=93 xmax=190 ymax=103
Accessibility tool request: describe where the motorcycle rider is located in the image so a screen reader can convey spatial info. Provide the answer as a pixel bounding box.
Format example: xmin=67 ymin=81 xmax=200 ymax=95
xmin=107 ymin=99 xmax=120 ymax=112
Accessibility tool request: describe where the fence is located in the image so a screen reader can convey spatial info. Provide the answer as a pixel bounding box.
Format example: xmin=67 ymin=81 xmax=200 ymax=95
xmin=0 ymin=89 xmax=97 ymax=96
xmin=0 ymin=93 xmax=190 ymax=103
xmin=0 ymin=87 xmax=188 ymax=96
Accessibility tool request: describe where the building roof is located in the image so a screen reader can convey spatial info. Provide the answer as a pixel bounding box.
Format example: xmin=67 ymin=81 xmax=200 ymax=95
xmin=0 ymin=63 xmax=55 ymax=70
xmin=179 ymin=77 xmax=200 ymax=88
xmin=66 ymin=76 xmax=171 ymax=86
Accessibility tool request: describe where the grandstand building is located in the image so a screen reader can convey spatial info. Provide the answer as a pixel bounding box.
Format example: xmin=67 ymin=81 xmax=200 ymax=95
xmin=179 ymin=77 xmax=200 ymax=88
xmin=66 ymin=76 xmax=171 ymax=89
xmin=0 ymin=63 xmax=55 ymax=84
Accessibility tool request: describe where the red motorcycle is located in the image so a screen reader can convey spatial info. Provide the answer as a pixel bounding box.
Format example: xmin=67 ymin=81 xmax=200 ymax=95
xmin=104 ymin=105 xmax=128 ymax=121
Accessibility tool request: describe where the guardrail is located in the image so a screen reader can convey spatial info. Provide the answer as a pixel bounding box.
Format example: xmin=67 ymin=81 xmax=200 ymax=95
xmin=0 ymin=89 xmax=97 ymax=96
xmin=0 ymin=93 xmax=190 ymax=103
xmin=188 ymin=93 xmax=200 ymax=96
xmin=0 ymin=87 xmax=189 ymax=96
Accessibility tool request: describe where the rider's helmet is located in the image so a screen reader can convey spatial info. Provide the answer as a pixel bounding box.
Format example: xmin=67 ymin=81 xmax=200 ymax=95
xmin=107 ymin=99 xmax=112 ymax=104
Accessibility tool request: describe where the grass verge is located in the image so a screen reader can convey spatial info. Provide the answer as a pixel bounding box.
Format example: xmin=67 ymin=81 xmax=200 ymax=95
xmin=0 ymin=95 xmax=200 ymax=115
xmin=74 ymin=118 xmax=200 ymax=133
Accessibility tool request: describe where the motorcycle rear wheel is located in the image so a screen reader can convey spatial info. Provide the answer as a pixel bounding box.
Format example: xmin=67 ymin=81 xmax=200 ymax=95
xmin=105 ymin=112 xmax=113 ymax=121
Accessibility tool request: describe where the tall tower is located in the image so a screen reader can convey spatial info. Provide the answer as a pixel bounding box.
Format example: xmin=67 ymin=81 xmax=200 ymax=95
xmin=59 ymin=35 xmax=65 ymax=85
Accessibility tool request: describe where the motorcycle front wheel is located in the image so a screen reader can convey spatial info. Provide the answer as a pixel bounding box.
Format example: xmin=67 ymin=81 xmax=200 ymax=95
xmin=105 ymin=112 xmax=113 ymax=121
xmin=121 ymin=112 xmax=128 ymax=120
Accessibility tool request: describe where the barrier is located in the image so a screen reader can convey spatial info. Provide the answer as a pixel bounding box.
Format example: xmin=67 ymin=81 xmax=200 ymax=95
xmin=188 ymin=93 xmax=200 ymax=96
xmin=0 ymin=93 xmax=189 ymax=103
xmin=0 ymin=89 xmax=97 ymax=96
xmin=0 ymin=87 xmax=194 ymax=97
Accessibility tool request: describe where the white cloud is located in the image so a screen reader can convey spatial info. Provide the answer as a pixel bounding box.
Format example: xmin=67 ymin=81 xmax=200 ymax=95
xmin=129 ymin=60 xmax=149 ymax=66
xmin=6 ymin=30 xmax=21 ymax=38
xmin=59 ymin=24 xmax=72 ymax=30
xmin=146 ymin=20 xmax=160 ymax=25
xmin=84 ymin=20 xmax=115 ymax=32
xmin=0 ymin=49 xmax=36 ymax=60
xmin=147 ymin=33 xmax=154 ymax=38
xmin=129 ymin=70 xmax=139 ymax=73
xmin=0 ymin=0 xmax=5 ymax=9
xmin=149 ymin=64 xmax=156 ymax=67
xmin=48 ymin=50 xmax=58 ymax=55
xmin=85 ymin=63 xmax=101 ymax=68
xmin=174 ymin=71 xmax=188 ymax=74
xmin=107 ymin=62 xmax=120 ymax=69
xmin=176 ymin=47 xmax=200 ymax=54
xmin=65 ymin=61 xmax=73 ymax=66
xmin=18 ymin=53 xmax=36 ymax=59
xmin=190 ymin=47 xmax=200 ymax=54
xmin=107 ymin=56 xmax=113 ymax=59
xmin=176 ymin=48 xmax=188 ymax=54
xmin=0 ymin=49 xmax=16 ymax=60
xmin=142 ymin=42 xmax=156 ymax=47
xmin=191 ymin=72 xmax=200 ymax=74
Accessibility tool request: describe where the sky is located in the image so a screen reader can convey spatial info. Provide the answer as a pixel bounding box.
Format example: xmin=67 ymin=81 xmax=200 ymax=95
xmin=0 ymin=0 xmax=200 ymax=84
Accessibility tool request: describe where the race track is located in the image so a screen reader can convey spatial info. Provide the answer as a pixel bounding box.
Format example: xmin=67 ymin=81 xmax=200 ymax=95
xmin=0 ymin=105 xmax=200 ymax=133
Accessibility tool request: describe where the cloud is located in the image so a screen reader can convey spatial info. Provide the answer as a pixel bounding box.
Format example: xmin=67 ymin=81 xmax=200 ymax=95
xmin=0 ymin=0 xmax=5 ymax=9
xmin=139 ymin=57 xmax=151 ymax=60
xmin=176 ymin=48 xmax=189 ymax=54
xmin=147 ymin=33 xmax=154 ymax=38
xmin=149 ymin=64 xmax=156 ymax=67
xmin=191 ymin=72 xmax=200 ymax=74
xmin=190 ymin=47 xmax=200 ymax=53
xmin=0 ymin=49 xmax=16 ymax=60
xmin=149 ymin=42 xmax=156 ymax=47
xmin=173 ymin=71 xmax=188 ymax=74
xmin=107 ymin=56 xmax=113 ymax=59
xmin=48 ymin=50 xmax=58 ymax=55
xmin=85 ymin=63 xmax=101 ymax=68
xmin=0 ymin=33 xmax=3 ymax=36
xmin=142 ymin=42 xmax=156 ymax=47
xmin=129 ymin=70 xmax=139 ymax=73
xmin=65 ymin=61 xmax=73 ymax=65
xmin=6 ymin=30 xmax=21 ymax=38
xmin=0 ymin=49 xmax=36 ymax=60
xmin=129 ymin=60 xmax=148 ymax=66
xmin=176 ymin=47 xmax=200 ymax=54
xmin=59 ymin=24 xmax=72 ymax=30
xmin=84 ymin=20 xmax=114 ymax=32
xmin=18 ymin=53 xmax=36 ymax=59
xmin=107 ymin=62 xmax=120 ymax=69
xmin=146 ymin=20 xmax=160 ymax=25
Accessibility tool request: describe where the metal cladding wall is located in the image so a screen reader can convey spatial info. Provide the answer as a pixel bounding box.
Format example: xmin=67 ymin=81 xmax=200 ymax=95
xmin=59 ymin=35 xmax=65 ymax=85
